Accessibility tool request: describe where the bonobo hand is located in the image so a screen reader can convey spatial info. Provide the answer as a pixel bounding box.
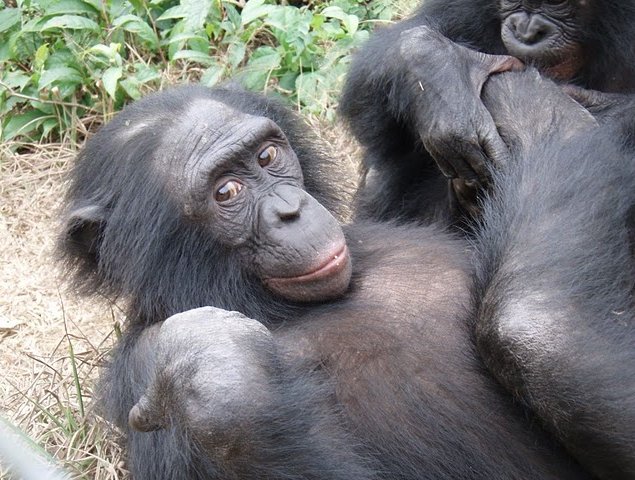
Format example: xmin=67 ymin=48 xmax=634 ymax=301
xmin=399 ymin=26 xmax=524 ymax=184
xmin=563 ymin=85 xmax=635 ymax=122
xmin=128 ymin=307 xmax=276 ymax=446
xmin=482 ymin=70 xmax=597 ymax=153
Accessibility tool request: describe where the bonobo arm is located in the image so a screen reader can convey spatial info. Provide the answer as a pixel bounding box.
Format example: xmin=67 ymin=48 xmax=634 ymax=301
xmin=339 ymin=0 xmax=519 ymax=217
xmin=474 ymin=72 xmax=635 ymax=479
xmin=103 ymin=307 xmax=372 ymax=480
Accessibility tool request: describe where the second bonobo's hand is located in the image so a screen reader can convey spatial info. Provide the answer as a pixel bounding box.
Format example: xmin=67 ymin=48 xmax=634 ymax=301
xmin=563 ymin=85 xmax=635 ymax=123
xmin=128 ymin=306 xmax=276 ymax=446
xmin=482 ymin=70 xmax=598 ymax=153
xmin=399 ymin=26 xmax=524 ymax=184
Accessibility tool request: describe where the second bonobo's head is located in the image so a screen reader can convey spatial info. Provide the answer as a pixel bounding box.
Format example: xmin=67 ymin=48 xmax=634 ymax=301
xmin=57 ymin=86 xmax=352 ymax=322
xmin=498 ymin=0 xmax=593 ymax=80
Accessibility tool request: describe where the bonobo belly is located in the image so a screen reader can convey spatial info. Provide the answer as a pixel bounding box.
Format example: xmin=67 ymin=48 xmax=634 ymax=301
xmin=276 ymin=224 xmax=589 ymax=479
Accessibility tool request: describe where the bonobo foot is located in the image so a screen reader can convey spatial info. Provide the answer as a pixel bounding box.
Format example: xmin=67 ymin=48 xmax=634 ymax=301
xmin=128 ymin=307 xmax=276 ymax=447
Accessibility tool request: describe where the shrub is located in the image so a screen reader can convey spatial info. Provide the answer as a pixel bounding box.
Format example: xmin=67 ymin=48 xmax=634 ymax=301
xmin=0 ymin=0 xmax=397 ymax=142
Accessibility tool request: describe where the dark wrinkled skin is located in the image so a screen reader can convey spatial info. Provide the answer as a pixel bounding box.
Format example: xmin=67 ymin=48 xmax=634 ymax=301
xmin=340 ymin=0 xmax=635 ymax=223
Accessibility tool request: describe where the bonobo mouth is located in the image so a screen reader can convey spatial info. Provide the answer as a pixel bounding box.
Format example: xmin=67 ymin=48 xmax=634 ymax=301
xmin=265 ymin=243 xmax=352 ymax=302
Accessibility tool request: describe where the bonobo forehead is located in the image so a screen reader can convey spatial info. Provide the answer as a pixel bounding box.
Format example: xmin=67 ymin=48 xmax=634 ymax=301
xmin=156 ymin=98 xmax=287 ymax=200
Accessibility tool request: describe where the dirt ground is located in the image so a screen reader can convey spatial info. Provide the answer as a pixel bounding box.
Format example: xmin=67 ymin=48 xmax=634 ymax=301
xmin=0 ymin=118 xmax=360 ymax=478
xmin=1 ymin=141 xmax=128 ymax=478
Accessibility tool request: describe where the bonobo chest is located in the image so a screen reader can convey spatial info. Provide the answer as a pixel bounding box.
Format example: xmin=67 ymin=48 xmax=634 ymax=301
xmin=274 ymin=222 xmax=475 ymax=381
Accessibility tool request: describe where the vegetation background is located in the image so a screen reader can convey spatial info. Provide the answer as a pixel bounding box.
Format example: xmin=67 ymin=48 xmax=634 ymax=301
xmin=0 ymin=0 xmax=416 ymax=478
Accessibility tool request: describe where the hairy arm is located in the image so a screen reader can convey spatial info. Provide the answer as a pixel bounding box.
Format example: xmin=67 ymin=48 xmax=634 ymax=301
xmin=475 ymin=72 xmax=635 ymax=479
xmin=340 ymin=0 xmax=515 ymax=212
xmin=102 ymin=308 xmax=373 ymax=480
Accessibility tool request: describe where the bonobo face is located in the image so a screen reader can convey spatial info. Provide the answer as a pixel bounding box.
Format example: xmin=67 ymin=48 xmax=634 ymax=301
xmin=159 ymin=99 xmax=352 ymax=303
xmin=499 ymin=1 xmax=590 ymax=78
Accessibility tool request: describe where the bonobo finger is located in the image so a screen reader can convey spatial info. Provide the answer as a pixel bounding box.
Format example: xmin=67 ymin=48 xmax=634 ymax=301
xmin=427 ymin=145 xmax=458 ymax=179
xmin=562 ymin=85 xmax=602 ymax=106
xmin=452 ymin=151 xmax=482 ymax=182
xmin=481 ymin=129 xmax=511 ymax=170
xmin=430 ymin=140 xmax=486 ymax=183
xmin=451 ymin=178 xmax=482 ymax=219
xmin=562 ymin=85 xmax=618 ymax=114
xmin=487 ymin=54 xmax=525 ymax=75
xmin=473 ymin=54 xmax=524 ymax=94
xmin=129 ymin=394 xmax=164 ymax=432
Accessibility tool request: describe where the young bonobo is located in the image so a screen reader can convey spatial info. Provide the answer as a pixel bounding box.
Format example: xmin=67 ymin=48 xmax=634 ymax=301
xmin=339 ymin=0 xmax=635 ymax=221
xmin=57 ymin=74 xmax=631 ymax=479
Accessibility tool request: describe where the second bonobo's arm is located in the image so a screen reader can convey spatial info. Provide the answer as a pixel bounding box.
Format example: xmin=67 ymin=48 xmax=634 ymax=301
xmin=474 ymin=72 xmax=635 ymax=479
xmin=109 ymin=307 xmax=372 ymax=480
xmin=339 ymin=16 xmax=521 ymax=190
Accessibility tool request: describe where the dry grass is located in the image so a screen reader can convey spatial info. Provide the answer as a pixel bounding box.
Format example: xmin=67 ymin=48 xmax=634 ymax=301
xmin=0 ymin=113 xmax=361 ymax=478
xmin=1 ymin=141 xmax=126 ymax=479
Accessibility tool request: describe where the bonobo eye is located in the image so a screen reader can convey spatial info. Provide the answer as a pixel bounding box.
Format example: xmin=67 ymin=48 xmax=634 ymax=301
xmin=215 ymin=179 xmax=243 ymax=203
xmin=257 ymin=144 xmax=278 ymax=167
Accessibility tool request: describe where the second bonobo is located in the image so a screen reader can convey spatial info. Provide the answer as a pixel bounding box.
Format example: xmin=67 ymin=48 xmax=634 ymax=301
xmin=340 ymin=0 xmax=635 ymax=222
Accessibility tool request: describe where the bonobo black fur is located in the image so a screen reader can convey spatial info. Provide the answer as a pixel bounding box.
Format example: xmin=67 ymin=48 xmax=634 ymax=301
xmin=340 ymin=0 xmax=635 ymax=222
xmin=473 ymin=72 xmax=635 ymax=479
xmin=56 ymin=75 xmax=632 ymax=479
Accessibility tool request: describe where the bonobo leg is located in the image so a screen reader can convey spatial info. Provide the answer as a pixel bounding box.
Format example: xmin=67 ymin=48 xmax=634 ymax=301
xmin=474 ymin=72 xmax=635 ymax=479
xmin=104 ymin=307 xmax=372 ymax=479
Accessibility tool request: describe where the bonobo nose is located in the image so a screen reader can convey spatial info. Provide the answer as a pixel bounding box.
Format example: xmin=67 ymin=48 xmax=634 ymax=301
xmin=509 ymin=12 xmax=554 ymax=45
xmin=267 ymin=184 xmax=305 ymax=223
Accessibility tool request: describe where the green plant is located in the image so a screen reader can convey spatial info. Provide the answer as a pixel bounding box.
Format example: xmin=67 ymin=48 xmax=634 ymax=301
xmin=0 ymin=0 xmax=397 ymax=143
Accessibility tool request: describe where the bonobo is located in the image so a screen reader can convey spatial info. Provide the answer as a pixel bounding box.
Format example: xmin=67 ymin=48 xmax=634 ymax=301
xmin=57 ymin=75 xmax=631 ymax=479
xmin=340 ymin=0 xmax=635 ymax=221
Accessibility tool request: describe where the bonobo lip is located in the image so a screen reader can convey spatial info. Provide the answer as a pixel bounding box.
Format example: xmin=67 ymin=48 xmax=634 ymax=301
xmin=271 ymin=243 xmax=349 ymax=282
xmin=264 ymin=242 xmax=352 ymax=302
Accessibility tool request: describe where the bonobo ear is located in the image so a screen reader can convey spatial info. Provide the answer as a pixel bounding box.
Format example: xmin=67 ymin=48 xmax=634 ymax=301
xmin=61 ymin=205 xmax=106 ymax=266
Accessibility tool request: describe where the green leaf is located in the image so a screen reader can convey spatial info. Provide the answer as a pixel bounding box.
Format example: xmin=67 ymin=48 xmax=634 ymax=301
xmin=44 ymin=0 xmax=99 ymax=16
xmin=200 ymin=64 xmax=225 ymax=87
xmin=120 ymin=77 xmax=141 ymax=100
xmin=2 ymin=110 xmax=50 ymax=141
xmin=344 ymin=14 xmax=358 ymax=34
xmin=241 ymin=46 xmax=281 ymax=90
xmin=321 ymin=6 xmax=358 ymax=34
xmin=34 ymin=44 xmax=49 ymax=70
xmin=87 ymin=43 xmax=123 ymax=67
xmin=163 ymin=32 xmax=205 ymax=45
xmin=156 ymin=5 xmax=187 ymax=21
xmin=0 ymin=30 xmax=20 ymax=61
xmin=39 ymin=66 xmax=82 ymax=89
xmin=20 ymin=17 xmax=47 ymax=33
xmin=40 ymin=14 xmax=99 ymax=31
xmin=321 ymin=6 xmax=346 ymax=22
xmin=182 ymin=0 xmax=210 ymax=32
xmin=226 ymin=42 xmax=245 ymax=69
xmin=0 ymin=8 xmax=21 ymax=33
xmin=112 ymin=14 xmax=159 ymax=49
xmin=0 ymin=70 xmax=30 ymax=90
xmin=172 ymin=49 xmax=214 ymax=65
xmin=102 ymin=66 xmax=122 ymax=99
xmin=132 ymin=63 xmax=160 ymax=84
xmin=241 ymin=0 xmax=274 ymax=25
xmin=224 ymin=3 xmax=242 ymax=30
xmin=41 ymin=118 xmax=59 ymax=139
